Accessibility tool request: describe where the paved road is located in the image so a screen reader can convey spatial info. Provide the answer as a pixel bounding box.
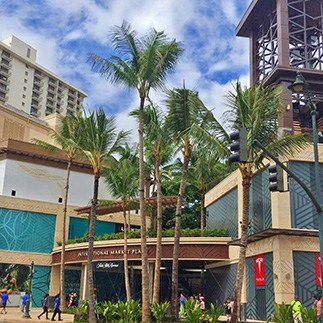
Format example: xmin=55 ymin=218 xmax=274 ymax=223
xmin=0 ymin=307 xmax=74 ymax=323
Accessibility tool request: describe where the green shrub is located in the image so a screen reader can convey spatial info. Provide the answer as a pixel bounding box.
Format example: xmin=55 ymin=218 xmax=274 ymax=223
xmin=301 ymin=307 xmax=319 ymax=323
xmin=150 ymin=301 xmax=169 ymax=322
xmin=268 ymin=302 xmax=293 ymax=323
xmin=64 ymin=227 xmax=228 ymax=245
xmin=205 ymin=303 xmax=223 ymax=322
xmin=114 ymin=299 xmax=141 ymax=323
xmin=182 ymin=298 xmax=202 ymax=323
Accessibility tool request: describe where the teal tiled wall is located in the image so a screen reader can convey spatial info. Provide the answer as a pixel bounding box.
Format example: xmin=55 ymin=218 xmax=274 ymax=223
xmin=32 ymin=265 xmax=51 ymax=307
xmin=0 ymin=208 xmax=56 ymax=253
xmin=68 ymin=217 xmax=116 ymax=239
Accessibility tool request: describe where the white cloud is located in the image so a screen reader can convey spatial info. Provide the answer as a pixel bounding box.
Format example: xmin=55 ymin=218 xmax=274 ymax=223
xmin=1 ymin=0 xmax=253 ymax=143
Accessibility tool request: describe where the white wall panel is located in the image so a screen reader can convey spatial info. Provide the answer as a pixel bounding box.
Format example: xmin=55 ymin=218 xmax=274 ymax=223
xmin=2 ymin=160 xmax=112 ymax=206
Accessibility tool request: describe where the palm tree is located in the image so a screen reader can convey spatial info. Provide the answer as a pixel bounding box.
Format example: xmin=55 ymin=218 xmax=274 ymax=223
xmin=104 ymin=157 xmax=138 ymax=301
xmin=195 ymin=82 xmax=309 ymax=323
xmin=188 ymin=148 xmax=230 ymax=232
xmin=77 ymin=109 xmax=128 ymax=323
xmin=33 ymin=113 xmax=84 ymax=310
xmin=140 ymin=105 xmax=175 ymax=303
xmin=88 ymin=21 xmax=182 ymax=322
xmin=164 ymin=86 xmax=212 ymax=320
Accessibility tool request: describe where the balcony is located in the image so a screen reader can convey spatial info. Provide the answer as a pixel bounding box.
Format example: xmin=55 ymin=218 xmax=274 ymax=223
xmin=0 ymin=85 xmax=9 ymax=93
xmin=0 ymin=60 xmax=12 ymax=69
xmin=57 ymin=90 xmax=64 ymax=98
xmin=0 ymin=76 xmax=10 ymax=86
xmin=32 ymin=93 xmax=42 ymax=101
xmin=0 ymin=93 xmax=7 ymax=102
xmin=67 ymin=104 xmax=75 ymax=112
xmin=0 ymin=68 xmax=11 ymax=78
xmin=1 ymin=51 xmax=12 ymax=60
xmin=32 ymin=86 xmax=43 ymax=94
xmin=47 ymin=94 xmax=55 ymax=101
xmin=33 ymin=78 xmax=44 ymax=86
xmin=30 ymin=108 xmax=41 ymax=117
xmin=47 ymin=86 xmax=56 ymax=95
xmin=48 ymin=78 xmax=57 ymax=86
xmin=67 ymin=96 xmax=76 ymax=104
xmin=31 ymin=100 xmax=40 ymax=109
xmin=46 ymin=100 xmax=54 ymax=108
xmin=34 ymin=70 xmax=42 ymax=77
xmin=45 ymin=107 xmax=54 ymax=115
xmin=67 ymin=90 xmax=76 ymax=98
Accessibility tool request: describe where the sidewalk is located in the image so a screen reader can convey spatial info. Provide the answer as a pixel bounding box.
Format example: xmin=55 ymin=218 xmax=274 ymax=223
xmin=0 ymin=307 xmax=74 ymax=323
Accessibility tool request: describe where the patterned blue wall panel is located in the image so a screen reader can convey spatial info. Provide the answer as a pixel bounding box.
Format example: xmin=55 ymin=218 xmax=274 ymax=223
xmin=249 ymin=171 xmax=272 ymax=234
xmin=293 ymin=251 xmax=318 ymax=307
xmin=65 ymin=269 xmax=81 ymax=295
xmin=32 ymin=265 xmax=51 ymax=307
xmin=289 ymin=161 xmax=323 ymax=229
xmin=206 ymin=188 xmax=238 ymax=238
xmin=0 ymin=208 xmax=56 ymax=253
xmin=246 ymin=253 xmax=274 ymax=321
xmin=68 ymin=217 xmax=116 ymax=239
xmin=204 ymin=264 xmax=237 ymax=306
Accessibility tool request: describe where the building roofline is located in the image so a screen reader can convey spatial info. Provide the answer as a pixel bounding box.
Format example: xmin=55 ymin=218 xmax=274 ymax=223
xmin=0 ymin=37 xmax=87 ymax=97
xmin=0 ymin=138 xmax=93 ymax=172
xmin=236 ymin=0 xmax=272 ymax=37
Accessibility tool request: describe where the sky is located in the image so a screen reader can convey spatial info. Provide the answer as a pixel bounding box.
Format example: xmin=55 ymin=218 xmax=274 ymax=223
xmin=0 ymin=0 xmax=252 ymax=139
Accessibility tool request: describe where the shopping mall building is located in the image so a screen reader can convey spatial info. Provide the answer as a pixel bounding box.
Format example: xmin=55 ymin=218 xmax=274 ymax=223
xmin=1 ymin=0 xmax=323 ymax=320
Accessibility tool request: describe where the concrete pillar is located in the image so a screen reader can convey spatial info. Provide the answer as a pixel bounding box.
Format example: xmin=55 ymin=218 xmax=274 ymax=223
xmin=272 ymin=236 xmax=295 ymax=304
xmin=49 ymin=265 xmax=60 ymax=295
xmin=80 ymin=263 xmax=88 ymax=300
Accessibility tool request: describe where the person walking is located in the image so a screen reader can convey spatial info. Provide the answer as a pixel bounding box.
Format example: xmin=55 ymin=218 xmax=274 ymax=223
xmin=38 ymin=293 xmax=50 ymax=320
xmin=21 ymin=292 xmax=28 ymax=313
xmin=0 ymin=290 xmax=10 ymax=314
xmin=51 ymin=293 xmax=62 ymax=321
xmin=291 ymin=295 xmax=303 ymax=323
xmin=316 ymin=296 xmax=323 ymax=323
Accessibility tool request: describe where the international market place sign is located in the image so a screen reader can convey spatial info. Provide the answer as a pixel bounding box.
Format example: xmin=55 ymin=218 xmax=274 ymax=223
xmin=77 ymin=248 xmax=142 ymax=258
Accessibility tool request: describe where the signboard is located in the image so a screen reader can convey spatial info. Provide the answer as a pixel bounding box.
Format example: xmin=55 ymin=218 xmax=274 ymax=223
xmin=316 ymin=252 xmax=322 ymax=287
xmin=95 ymin=261 xmax=122 ymax=270
xmin=254 ymin=254 xmax=266 ymax=286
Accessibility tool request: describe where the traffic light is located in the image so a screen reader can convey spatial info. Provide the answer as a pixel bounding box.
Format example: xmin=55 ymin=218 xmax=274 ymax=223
xmin=228 ymin=128 xmax=248 ymax=163
xmin=268 ymin=164 xmax=284 ymax=192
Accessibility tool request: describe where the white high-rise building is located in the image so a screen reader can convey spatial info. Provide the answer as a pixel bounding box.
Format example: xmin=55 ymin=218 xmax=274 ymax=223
xmin=0 ymin=35 xmax=87 ymax=118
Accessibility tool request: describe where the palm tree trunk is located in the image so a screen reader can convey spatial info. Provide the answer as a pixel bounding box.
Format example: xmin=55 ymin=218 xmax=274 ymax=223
xmin=171 ymin=151 xmax=190 ymax=320
xmin=139 ymin=96 xmax=150 ymax=322
xmin=152 ymin=157 xmax=162 ymax=304
xmin=123 ymin=202 xmax=131 ymax=301
xmin=87 ymin=173 xmax=100 ymax=323
xmin=200 ymin=188 xmax=205 ymax=234
xmin=60 ymin=158 xmax=72 ymax=311
xmin=231 ymin=174 xmax=251 ymax=323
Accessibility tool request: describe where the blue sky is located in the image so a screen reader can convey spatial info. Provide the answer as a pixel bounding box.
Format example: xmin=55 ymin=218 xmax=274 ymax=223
xmin=0 ymin=0 xmax=252 ymax=137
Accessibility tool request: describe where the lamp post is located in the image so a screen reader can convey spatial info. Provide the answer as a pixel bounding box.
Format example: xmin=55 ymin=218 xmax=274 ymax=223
xmin=23 ymin=261 xmax=34 ymax=319
xmin=289 ymin=70 xmax=323 ymax=293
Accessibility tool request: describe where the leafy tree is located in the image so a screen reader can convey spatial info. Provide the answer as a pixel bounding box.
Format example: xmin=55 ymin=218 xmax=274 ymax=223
xmin=164 ymin=86 xmax=212 ymax=320
xmin=104 ymin=157 xmax=138 ymax=301
xmin=33 ymin=113 xmax=84 ymax=310
xmin=188 ymin=148 xmax=230 ymax=232
xmin=77 ymin=109 xmax=128 ymax=323
xmin=88 ymin=22 xmax=182 ymax=322
xmin=195 ymin=82 xmax=309 ymax=323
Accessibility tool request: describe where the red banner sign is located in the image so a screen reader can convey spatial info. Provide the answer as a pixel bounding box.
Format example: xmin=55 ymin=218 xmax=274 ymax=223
xmin=316 ymin=253 xmax=322 ymax=287
xmin=254 ymin=254 xmax=266 ymax=286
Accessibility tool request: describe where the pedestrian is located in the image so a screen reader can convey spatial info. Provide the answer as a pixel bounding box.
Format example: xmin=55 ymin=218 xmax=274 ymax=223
xmin=21 ymin=292 xmax=28 ymax=313
xmin=179 ymin=292 xmax=186 ymax=318
xmin=0 ymin=290 xmax=10 ymax=314
xmin=290 ymin=295 xmax=303 ymax=323
xmin=316 ymin=296 xmax=323 ymax=323
xmin=38 ymin=293 xmax=50 ymax=320
xmin=313 ymin=295 xmax=319 ymax=310
xmin=224 ymin=297 xmax=233 ymax=322
xmin=51 ymin=293 xmax=62 ymax=321
xmin=199 ymin=295 xmax=205 ymax=311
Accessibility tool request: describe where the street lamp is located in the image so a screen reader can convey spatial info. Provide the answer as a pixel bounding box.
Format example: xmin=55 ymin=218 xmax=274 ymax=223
xmin=289 ymin=70 xmax=323 ymax=293
xmin=22 ymin=261 xmax=34 ymax=319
